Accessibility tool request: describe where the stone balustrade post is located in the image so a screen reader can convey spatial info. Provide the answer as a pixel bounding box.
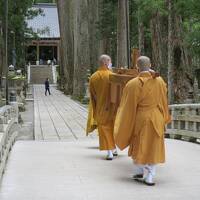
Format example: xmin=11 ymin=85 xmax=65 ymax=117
xmin=171 ymin=107 xmax=175 ymax=129
xmin=9 ymin=102 xmax=18 ymax=123
xmin=190 ymin=108 xmax=197 ymax=132
xmin=4 ymin=112 xmax=8 ymax=124
xmin=7 ymin=108 xmax=11 ymax=120
xmin=176 ymin=107 xmax=181 ymax=129
xmin=0 ymin=116 xmax=4 ymax=132
xmin=185 ymin=108 xmax=189 ymax=130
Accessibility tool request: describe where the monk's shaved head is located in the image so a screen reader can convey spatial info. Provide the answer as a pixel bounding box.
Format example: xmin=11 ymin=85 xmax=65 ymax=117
xmin=99 ymin=54 xmax=111 ymax=66
xmin=137 ymin=56 xmax=151 ymax=71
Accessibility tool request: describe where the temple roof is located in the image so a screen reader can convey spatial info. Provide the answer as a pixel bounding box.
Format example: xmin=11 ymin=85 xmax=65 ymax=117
xmin=27 ymin=3 xmax=60 ymax=39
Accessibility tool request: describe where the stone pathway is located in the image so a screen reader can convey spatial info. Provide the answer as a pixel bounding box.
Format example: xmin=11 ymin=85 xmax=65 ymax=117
xmin=0 ymin=85 xmax=200 ymax=200
xmin=0 ymin=140 xmax=200 ymax=200
xmin=34 ymin=85 xmax=96 ymax=140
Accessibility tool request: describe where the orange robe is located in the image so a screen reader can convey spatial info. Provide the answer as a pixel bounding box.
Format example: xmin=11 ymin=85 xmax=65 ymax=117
xmin=114 ymin=72 xmax=171 ymax=164
xmin=86 ymin=100 xmax=97 ymax=135
xmin=88 ymin=66 xmax=115 ymax=150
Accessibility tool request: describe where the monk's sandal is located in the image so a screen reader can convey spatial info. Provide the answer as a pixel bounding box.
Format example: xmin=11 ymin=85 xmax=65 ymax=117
xmin=106 ymin=156 xmax=113 ymax=160
xmin=132 ymin=174 xmax=143 ymax=180
xmin=113 ymin=151 xmax=118 ymax=157
xmin=143 ymin=180 xmax=155 ymax=186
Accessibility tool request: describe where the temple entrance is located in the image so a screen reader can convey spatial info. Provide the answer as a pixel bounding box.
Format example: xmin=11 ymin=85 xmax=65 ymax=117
xmin=26 ymin=42 xmax=59 ymax=65
xmin=39 ymin=46 xmax=58 ymax=65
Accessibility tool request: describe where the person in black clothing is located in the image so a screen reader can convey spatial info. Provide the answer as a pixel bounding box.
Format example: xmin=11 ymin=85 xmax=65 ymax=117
xmin=45 ymin=78 xmax=51 ymax=96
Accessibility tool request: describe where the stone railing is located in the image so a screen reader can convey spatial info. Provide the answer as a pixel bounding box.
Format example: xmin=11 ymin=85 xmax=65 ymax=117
xmin=0 ymin=104 xmax=19 ymax=180
xmin=166 ymin=104 xmax=200 ymax=143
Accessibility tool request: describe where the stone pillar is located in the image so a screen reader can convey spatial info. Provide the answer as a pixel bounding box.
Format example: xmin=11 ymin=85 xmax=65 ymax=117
xmin=4 ymin=111 xmax=8 ymax=124
xmin=171 ymin=107 xmax=175 ymax=129
xmin=36 ymin=42 xmax=39 ymax=65
xmin=27 ymin=64 xmax=31 ymax=84
xmin=10 ymin=90 xmax=16 ymax=102
xmin=9 ymin=102 xmax=19 ymax=123
xmin=190 ymin=108 xmax=197 ymax=132
xmin=185 ymin=108 xmax=189 ymax=130
xmin=0 ymin=116 xmax=4 ymax=132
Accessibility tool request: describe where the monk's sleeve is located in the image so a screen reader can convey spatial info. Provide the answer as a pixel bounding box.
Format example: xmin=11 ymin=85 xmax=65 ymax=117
xmin=161 ymin=80 xmax=171 ymax=124
xmin=114 ymin=82 xmax=139 ymax=150
xmin=89 ymin=79 xmax=97 ymax=120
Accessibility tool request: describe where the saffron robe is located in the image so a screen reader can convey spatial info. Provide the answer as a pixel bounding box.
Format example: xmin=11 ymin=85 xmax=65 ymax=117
xmin=114 ymin=72 xmax=171 ymax=164
xmin=86 ymin=100 xmax=97 ymax=135
xmin=88 ymin=66 xmax=115 ymax=150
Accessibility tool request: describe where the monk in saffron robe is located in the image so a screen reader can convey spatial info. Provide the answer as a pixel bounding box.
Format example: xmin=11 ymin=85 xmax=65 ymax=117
xmin=114 ymin=56 xmax=171 ymax=185
xmin=88 ymin=55 xmax=117 ymax=160
xmin=86 ymin=100 xmax=97 ymax=135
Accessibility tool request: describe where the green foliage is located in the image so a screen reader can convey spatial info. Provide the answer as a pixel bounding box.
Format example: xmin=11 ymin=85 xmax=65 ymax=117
xmin=0 ymin=0 xmax=45 ymax=70
xmin=34 ymin=0 xmax=55 ymax=3
xmin=97 ymin=0 xmax=200 ymax=65
xmin=97 ymin=0 xmax=117 ymax=39
xmin=135 ymin=0 xmax=167 ymax=22
xmin=174 ymin=0 xmax=200 ymax=56
xmin=129 ymin=0 xmax=138 ymax=48
xmin=97 ymin=0 xmax=118 ymax=65
xmin=8 ymin=74 xmax=26 ymax=80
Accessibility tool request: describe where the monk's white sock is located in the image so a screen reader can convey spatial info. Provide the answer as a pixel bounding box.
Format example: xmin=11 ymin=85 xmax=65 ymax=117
xmin=136 ymin=164 xmax=144 ymax=175
xmin=107 ymin=150 xmax=113 ymax=158
xmin=145 ymin=165 xmax=156 ymax=183
xmin=112 ymin=149 xmax=118 ymax=154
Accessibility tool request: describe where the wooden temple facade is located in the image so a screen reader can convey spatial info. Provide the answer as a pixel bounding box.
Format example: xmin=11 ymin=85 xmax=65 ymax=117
xmin=26 ymin=3 xmax=60 ymax=65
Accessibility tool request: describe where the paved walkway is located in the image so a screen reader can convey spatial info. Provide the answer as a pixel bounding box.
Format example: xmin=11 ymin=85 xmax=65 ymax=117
xmin=34 ymin=85 xmax=96 ymax=140
xmin=0 ymin=86 xmax=200 ymax=200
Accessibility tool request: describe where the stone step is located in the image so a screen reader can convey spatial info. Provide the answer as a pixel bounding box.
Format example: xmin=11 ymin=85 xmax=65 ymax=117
xmin=30 ymin=65 xmax=53 ymax=84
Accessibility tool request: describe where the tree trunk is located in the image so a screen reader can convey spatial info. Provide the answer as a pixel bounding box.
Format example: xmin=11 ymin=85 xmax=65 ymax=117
xmin=72 ymin=0 xmax=90 ymax=99
xmin=150 ymin=12 xmax=167 ymax=76
xmin=117 ymin=0 xmax=128 ymax=67
xmin=167 ymin=0 xmax=174 ymax=104
xmin=0 ymin=21 xmax=3 ymax=76
xmin=87 ymin=0 xmax=100 ymax=73
xmin=138 ymin=10 xmax=144 ymax=56
xmin=57 ymin=0 xmax=75 ymax=94
xmin=172 ymin=15 xmax=193 ymax=103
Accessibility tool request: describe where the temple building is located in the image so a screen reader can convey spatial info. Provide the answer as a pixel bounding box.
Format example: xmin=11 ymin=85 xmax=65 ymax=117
xmin=26 ymin=3 xmax=60 ymax=65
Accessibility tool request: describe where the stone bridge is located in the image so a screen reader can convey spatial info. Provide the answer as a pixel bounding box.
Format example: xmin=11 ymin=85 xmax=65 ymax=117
xmin=0 ymin=85 xmax=199 ymax=200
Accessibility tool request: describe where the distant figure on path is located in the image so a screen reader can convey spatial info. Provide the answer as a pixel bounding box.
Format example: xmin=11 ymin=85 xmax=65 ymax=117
xmin=114 ymin=56 xmax=171 ymax=186
xmin=45 ymin=78 xmax=51 ymax=96
xmin=87 ymin=55 xmax=117 ymax=160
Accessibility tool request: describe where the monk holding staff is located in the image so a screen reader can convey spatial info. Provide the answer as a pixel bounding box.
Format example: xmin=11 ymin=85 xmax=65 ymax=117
xmin=88 ymin=55 xmax=117 ymax=160
xmin=114 ymin=56 xmax=171 ymax=186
